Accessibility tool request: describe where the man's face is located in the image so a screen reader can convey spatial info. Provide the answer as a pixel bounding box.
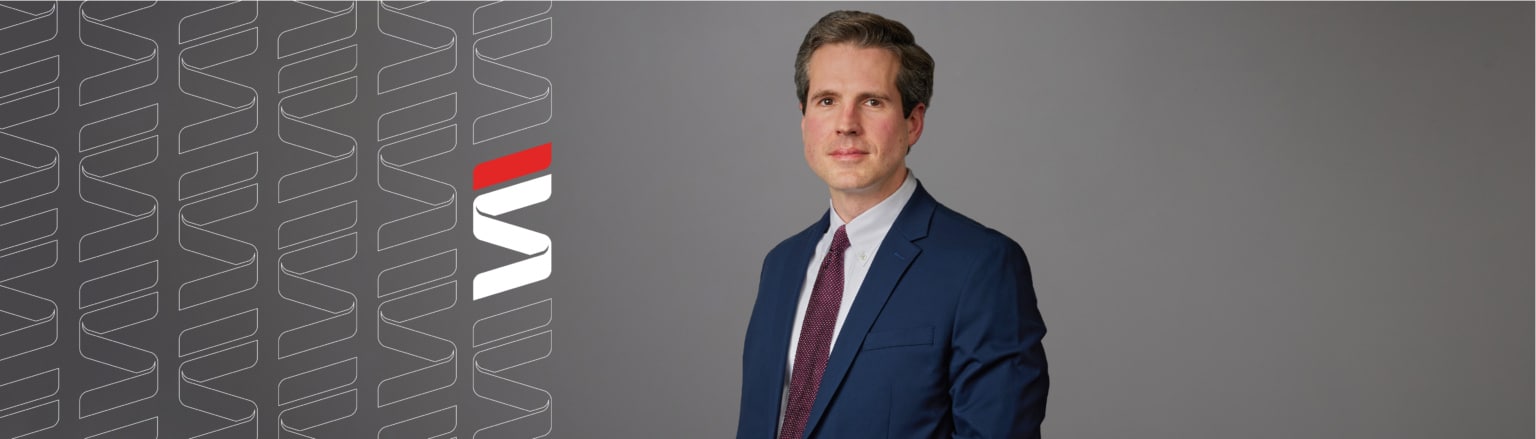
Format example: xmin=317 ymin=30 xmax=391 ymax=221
xmin=801 ymin=43 xmax=925 ymax=199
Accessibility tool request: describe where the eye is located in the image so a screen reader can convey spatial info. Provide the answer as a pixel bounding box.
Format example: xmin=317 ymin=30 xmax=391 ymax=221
xmin=817 ymin=97 xmax=834 ymax=106
xmin=865 ymin=98 xmax=882 ymax=107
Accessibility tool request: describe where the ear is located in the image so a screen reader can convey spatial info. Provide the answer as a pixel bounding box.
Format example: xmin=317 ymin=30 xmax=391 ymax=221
xmin=799 ymin=101 xmax=807 ymax=132
xmin=906 ymin=102 xmax=926 ymax=147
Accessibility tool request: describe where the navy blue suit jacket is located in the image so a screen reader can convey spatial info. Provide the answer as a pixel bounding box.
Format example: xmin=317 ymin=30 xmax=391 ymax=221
xmin=738 ymin=182 xmax=1049 ymax=439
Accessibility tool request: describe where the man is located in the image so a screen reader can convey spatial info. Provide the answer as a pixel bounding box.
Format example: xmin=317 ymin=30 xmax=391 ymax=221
xmin=738 ymin=10 xmax=1050 ymax=439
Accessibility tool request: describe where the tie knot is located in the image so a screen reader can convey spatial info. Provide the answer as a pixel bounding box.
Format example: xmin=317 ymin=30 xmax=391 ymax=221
xmin=829 ymin=225 xmax=850 ymax=254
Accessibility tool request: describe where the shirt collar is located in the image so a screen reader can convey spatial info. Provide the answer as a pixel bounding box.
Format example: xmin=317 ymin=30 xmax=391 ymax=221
xmin=826 ymin=170 xmax=919 ymax=252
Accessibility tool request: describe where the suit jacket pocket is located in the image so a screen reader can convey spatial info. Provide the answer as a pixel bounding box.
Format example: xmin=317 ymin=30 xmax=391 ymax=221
xmin=862 ymin=326 xmax=933 ymax=351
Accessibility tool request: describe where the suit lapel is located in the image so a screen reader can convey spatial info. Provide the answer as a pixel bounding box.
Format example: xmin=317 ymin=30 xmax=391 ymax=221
xmin=801 ymin=184 xmax=936 ymax=438
xmin=763 ymin=210 xmax=829 ymax=427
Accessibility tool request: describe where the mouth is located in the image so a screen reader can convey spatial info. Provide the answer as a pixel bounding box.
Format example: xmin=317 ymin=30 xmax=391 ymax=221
xmin=829 ymin=149 xmax=868 ymax=160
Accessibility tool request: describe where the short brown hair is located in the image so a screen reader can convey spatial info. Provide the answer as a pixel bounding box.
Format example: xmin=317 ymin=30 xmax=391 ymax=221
xmin=795 ymin=10 xmax=934 ymax=118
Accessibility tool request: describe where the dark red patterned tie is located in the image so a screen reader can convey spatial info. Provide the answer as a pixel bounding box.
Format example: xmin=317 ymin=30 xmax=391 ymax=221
xmin=779 ymin=225 xmax=850 ymax=439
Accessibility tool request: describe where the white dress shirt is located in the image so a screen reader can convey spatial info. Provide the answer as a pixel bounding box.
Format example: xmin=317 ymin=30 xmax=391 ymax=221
xmin=777 ymin=170 xmax=919 ymax=430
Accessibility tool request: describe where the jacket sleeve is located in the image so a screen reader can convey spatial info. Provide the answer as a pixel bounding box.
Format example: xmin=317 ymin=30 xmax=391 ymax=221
xmin=948 ymin=239 xmax=1050 ymax=438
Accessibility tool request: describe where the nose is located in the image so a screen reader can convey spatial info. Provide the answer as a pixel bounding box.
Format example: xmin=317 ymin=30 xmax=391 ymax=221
xmin=835 ymin=103 xmax=861 ymax=136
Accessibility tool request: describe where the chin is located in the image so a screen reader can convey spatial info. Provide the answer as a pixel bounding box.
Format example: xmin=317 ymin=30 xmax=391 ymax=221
xmin=817 ymin=171 xmax=857 ymax=185
xmin=828 ymin=179 xmax=877 ymax=193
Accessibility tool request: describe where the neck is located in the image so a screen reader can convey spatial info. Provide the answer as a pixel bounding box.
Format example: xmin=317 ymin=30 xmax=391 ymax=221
xmin=829 ymin=169 xmax=907 ymax=224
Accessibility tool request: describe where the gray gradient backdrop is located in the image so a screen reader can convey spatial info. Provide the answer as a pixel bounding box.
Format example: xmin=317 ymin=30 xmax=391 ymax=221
xmin=546 ymin=2 xmax=1533 ymax=438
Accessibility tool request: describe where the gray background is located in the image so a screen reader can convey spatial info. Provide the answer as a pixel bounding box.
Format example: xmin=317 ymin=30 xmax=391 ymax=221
xmin=546 ymin=2 xmax=1533 ymax=438
xmin=0 ymin=2 xmax=1528 ymax=438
